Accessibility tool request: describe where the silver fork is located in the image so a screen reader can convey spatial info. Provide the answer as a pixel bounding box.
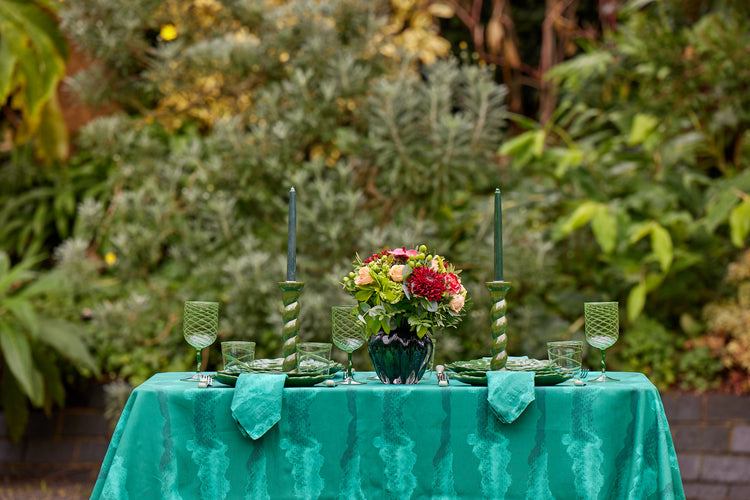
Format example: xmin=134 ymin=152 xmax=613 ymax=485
xmin=573 ymin=368 xmax=589 ymax=386
xmin=198 ymin=374 xmax=213 ymax=388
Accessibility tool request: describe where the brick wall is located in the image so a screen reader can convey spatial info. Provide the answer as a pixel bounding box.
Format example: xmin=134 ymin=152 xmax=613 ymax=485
xmin=662 ymin=392 xmax=750 ymax=500
xmin=1 ymin=389 xmax=749 ymax=498
xmin=0 ymin=386 xmax=109 ymax=482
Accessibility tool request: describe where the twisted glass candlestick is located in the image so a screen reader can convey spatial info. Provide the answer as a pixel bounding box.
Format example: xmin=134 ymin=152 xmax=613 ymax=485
xmin=486 ymin=281 xmax=511 ymax=370
xmin=279 ymin=281 xmax=304 ymax=372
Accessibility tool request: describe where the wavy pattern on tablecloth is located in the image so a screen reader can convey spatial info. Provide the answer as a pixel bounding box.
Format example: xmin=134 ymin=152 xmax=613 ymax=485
xmin=431 ymin=389 xmax=458 ymax=498
xmin=655 ymin=396 xmax=681 ymax=499
xmin=468 ymin=393 xmax=511 ymax=499
xmin=187 ymin=390 xmax=230 ymax=500
xmin=280 ymin=389 xmax=324 ymax=499
xmin=374 ymin=387 xmax=418 ymax=499
xmin=244 ymin=439 xmax=270 ymax=500
xmin=157 ymin=390 xmax=179 ymax=500
xmin=526 ymin=392 xmax=552 ymax=499
xmin=338 ymin=387 xmax=365 ymax=500
xmin=610 ymin=386 xmax=639 ymax=499
xmin=564 ymin=386 xmax=604 ymax=498
xmin=97 ymin=394 xmax=132 ymax=500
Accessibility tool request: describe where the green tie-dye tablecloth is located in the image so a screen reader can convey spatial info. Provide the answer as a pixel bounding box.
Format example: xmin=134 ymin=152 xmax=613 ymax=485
xmin=91 ymin=371 xmax=684 ymax=500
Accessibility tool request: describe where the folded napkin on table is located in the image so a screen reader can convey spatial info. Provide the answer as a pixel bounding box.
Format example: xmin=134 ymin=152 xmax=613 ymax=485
xmin=486 ymin=370 xmax=536 ymax=424
xmin=230 ymin=373 xmax=288 ymax=439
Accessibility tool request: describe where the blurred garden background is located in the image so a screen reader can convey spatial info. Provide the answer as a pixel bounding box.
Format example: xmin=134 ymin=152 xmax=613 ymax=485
xmin=1 ymin=0 xmax=749 ymax=450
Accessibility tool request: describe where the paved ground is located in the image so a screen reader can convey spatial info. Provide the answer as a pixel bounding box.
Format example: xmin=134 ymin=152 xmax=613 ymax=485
xmin=0 ymin=480 xmax=92 ymax=500
xmin=0 ymin=470 xmax=95 ymax=500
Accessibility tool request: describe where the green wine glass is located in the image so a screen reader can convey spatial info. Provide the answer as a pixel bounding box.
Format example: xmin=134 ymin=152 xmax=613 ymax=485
xmin=182 ymin=301 xmax=219 ymax=382
xmin=332 ymin=305 xmax=366 ymax=385
xmin=584 ymin=301 xmax=619 ymax=382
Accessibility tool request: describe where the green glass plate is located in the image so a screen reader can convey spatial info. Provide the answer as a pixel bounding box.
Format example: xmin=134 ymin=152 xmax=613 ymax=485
xmin=534 ymin=372 xmax=574 ymax=386
xmin=213 ymin=371 xmax=335 ymax=388
xmin=283 ymin=373 xmax=336 ymax=387
xmin=448 ymin=370 xmax=487 ymax=385
xmin=447 ymin=365 xmax=573 ymax=386
xmin=243 ymin=358 xmax=345 ymax=375
xmin=445 ymin=358 xmax=491 ymax=372
xmin=446 ymin=356 xmax=530 ymax=373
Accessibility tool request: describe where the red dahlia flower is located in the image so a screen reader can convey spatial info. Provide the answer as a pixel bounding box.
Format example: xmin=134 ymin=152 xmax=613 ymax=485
xmin=408 ymin=266 xmax=447 ymax=302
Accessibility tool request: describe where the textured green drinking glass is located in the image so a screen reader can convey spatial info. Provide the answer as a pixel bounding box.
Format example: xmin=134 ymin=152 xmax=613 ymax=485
xmin=182 ymin=301 xmax=219 ymax=382
xmin=332 ymin=305 xmax=366 ymax=385
xmin=584 ymin=301 xmax=619 ymax=382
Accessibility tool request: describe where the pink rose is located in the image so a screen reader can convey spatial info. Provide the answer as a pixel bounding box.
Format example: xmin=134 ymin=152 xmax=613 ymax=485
xmin=444 ymin=273 xmax=462 ymax=294
xmin=449 ymin=294 xmax=465 ymax=313
xmin=389 ymin=247 xmax=419 ymax=258
xmin=354 ymin=267 xmax=374 ymax=285
xmin=389 ymin=265 xmax=406 ymax=282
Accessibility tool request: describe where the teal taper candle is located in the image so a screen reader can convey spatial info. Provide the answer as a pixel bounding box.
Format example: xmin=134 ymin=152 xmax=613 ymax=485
xmin=286 ymin=187 xmax=296 ymax=281
xmin=494 ymin=188 xmax=503 ymax=281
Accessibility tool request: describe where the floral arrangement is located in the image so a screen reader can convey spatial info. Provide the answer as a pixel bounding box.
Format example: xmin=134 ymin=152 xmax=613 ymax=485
xmin=342 ymin=245 xmax=468 ymax=338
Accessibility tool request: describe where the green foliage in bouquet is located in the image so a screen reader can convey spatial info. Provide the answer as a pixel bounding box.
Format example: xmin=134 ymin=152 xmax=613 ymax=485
xmin=342 ymin=245 xmax=468 ymax=337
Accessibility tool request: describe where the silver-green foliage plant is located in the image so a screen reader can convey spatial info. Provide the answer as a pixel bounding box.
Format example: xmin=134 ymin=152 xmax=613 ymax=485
xmin=57 ymin=0 xmax=509 ymax=384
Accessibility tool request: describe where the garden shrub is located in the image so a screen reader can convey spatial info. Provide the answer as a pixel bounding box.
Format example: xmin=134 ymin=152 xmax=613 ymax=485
xmin=495 ymin=0 xmax=750 ymax=389
xmin=55 ymin=0 xmax=510 ymax=386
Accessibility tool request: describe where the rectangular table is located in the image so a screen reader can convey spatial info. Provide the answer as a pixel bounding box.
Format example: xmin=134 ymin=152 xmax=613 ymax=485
xmin=91 ymin=371 xmax=684 ymax=499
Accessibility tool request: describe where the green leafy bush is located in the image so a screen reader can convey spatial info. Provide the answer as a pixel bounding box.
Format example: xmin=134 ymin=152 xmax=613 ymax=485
xmin=54 ymin=0 xmax=510 ymax=386
xmin=0 ymin=252 xmax=98 ymax=441
xmin=494 ymin=0 xmax=750 ymax=389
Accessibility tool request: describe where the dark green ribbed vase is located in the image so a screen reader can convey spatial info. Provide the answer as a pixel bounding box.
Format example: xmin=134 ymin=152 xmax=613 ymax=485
xmin=367 ymin=328 xmax=433 ymax=384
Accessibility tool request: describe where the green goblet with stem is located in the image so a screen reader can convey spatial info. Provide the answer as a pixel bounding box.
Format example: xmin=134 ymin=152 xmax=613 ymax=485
xmin=332 ymin=305 xmax=366 ymax=385
xmin=182 ymin=301 xmax=219 ymax=382
xmin=584 ymin=301 xmax=619 ymax=382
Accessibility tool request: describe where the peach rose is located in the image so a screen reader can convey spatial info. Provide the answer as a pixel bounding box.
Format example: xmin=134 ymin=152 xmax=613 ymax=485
xmin=429 ymin=257 xmax=442 ymax=272
xmin=389 ymin=264 xmax=406 ymax=282
xmin=449 ymin=294 xmax=465 ymax=313
xmin=354 ymin=267 xmax=374 ymax=285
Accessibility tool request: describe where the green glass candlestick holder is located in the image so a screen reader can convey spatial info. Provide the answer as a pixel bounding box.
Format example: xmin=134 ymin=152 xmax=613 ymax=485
xmin=486 ymin=281 xmax=511 ymax=370
xmin=279 ymin=281 xmax=304 ymax=372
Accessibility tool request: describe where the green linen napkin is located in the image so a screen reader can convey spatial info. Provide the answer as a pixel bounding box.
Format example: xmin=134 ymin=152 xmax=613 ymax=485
xmin=486 ymin=370 xmax=536 ymax=424
xmin=230 ymin=373 xmax=288 ymax=439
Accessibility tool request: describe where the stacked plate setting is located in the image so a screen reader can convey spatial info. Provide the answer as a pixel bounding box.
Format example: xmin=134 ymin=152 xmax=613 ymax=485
xmin=214 ymin=358 xmax=345 ymax=387
xmin=445 ymin=357 xmax=574 ymax=386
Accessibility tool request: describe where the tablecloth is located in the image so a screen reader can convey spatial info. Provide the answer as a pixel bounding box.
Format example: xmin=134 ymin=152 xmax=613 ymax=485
xmin=91 ymin=371 xmax=684 ymax=500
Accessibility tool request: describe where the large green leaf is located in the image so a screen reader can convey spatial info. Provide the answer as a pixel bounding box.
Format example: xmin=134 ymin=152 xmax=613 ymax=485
xmin=627 ymin=281 xmax=647 ymax=322
xmin=558 ymin=201 xmax=599 ymax=237
xmin=0 ymin=0 xmax=68 ymax=158
xmin=650 ymin=223 xmax=673 ymax=273
xmin=0 ymin=322 xmax=44 ymax=406
xmin=0 ymin=252 xmax=9 ymax=282
xmin=591 ymin=204 xmax=617 ymax=254
xmin=1 ymin=365 xmax=30 ymax=443
xmin=3 ymin=297 xmax=39 ymax=338
xmin=729 ymin=198 xmax=750 ymax=248
xmin=35 ymin=354 xmax=65 ymax=410
xmin=0 ymin=253 xmax=42 ymax=296
xmin=0 ymin=34 xmax=17 ymax=101
xmin=627 ymin=113 xmax=659 ymax=146
xmin=16 ymin=271 xmax=63 ymax=299
xmin=36 ymin=317 xmax=99 ymax=374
